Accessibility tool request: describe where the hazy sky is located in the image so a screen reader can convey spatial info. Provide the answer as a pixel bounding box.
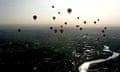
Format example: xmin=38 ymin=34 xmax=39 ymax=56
xmin=0 ymin=0 xmax=120 ymax=27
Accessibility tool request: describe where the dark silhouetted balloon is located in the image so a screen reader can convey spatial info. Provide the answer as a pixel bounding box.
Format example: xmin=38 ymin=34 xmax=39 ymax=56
xmin=104 ymin=27 xmax=107 ymax=30
xmin=94 ymin=21 xmax=97 ymax=24
xmin=83 ymin=21 xmax=87 ymax=24
xmin=54 ymin=29 xmax=57 ymax=33
xmin=76 ymin=25 xmax=79 ymax=28
xmin=58 ymin=12 xmax=60 ymax=14
xmin=52 ymin=16 xmax=56 ymax=20
xmin=60 ymin=29 xmax=64 ymax=33
xmin=103 ymin=34 xmax=106 ymax=37
xmin=60 ymin=25 xmax=63 ymax=28
xmin=52 ymin=5 xmax=54 ymax=8
xmin=67 ymin=8 xmax=72 ymax=14
xmin=97 ymin=19 xmax=100 ymax=21
xmin=77 ymin=17 xmax=80 ymax=19
xmin=18 ymin=28 xmax=21 ymax=32
xmin=101 ymin=30 xmax=105 ymax=33
xmin=50 ymin=26 xmax=53 ymax=30
xmin=80 ymin=27 xmax=83 ymax=31
xmin=65 ymin=22 xmax=67 ymax=25
xmin=33 ymin=15 xmax=37 ymax=21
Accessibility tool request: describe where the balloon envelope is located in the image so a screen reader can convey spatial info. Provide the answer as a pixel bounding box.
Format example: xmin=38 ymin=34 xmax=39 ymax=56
xmin=58 ymin=12 xmax=60 ymax=14
xmin=76 ymin=25 xmax=79 ymax=28
xmin=65 ymin=22 xmax=67 ymax=25
xmin=101 ymin=30 xmax=105 ymax=33
xmin=103 ymin=34 xmax=106 ymax=37
xmin=60 ymin=25 xmax=63 ymax=28
xmin=50 ymin=26 xmax=53 ymax=30
xmin=33 ymin=15 xmax=37 ymax=20
xmin=97 ymin=19 xmax=100 ymax=21
xmin=67 ymin=8 xmax=72 ymax=14
xmin=60 ymin=29 xmax=64 ymax=33
xmin=54 ymin=29 xmax=57 ymax=33
xmin=52 ymin=16 xmax=56 ymax=20
xmin=94 ymin=21 xmax=97 ymax=24
xmin=52 ymin=5 xmax=54 ymax=8
xmin=83 ymin=21 xmax=87 ymax=24
xmin=80 ymin=27 xmax=83 ymax=30
xmin=18 ymin=28 xmax=21 ymax=32
xmin=77 ymin=17 xmax=80 ymax=19
xmin=104 ymin=27 xmax=107 ymax=30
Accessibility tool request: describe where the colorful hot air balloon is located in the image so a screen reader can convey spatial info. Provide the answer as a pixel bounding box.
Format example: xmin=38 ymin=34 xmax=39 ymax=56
xmin=33 ymin=15 xmax=37 ymax=21
xmin=60 ymin=29 xmax=64 ymax=33
xmin=67 ymin=8 xmax=72 ymax=14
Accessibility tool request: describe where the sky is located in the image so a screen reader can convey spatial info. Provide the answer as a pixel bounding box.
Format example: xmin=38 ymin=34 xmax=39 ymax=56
xmin=0 ymin=0 xmax=120 ymax=27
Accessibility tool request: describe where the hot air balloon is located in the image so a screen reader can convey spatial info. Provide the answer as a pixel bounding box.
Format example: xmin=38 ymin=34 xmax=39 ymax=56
xmin=65 ymin=22 xmax=67 ymax=25
xmin=18 ymin=28 xmax=21 ymax=32
xmin=104 ymin=27 xmax=107 ymax=30
xmin=60 ymin=25 xmax=63 ymax=28
xmin=52 ymin=5 xmax=54 ymax=8
xmin=52 ymin=16 xmax=56 ymax=20
xmin=80 ymin=27 xmax=83 ymax=31
xmin=77 ymin=17 xmax=80 ymax=19
xmin=67 ymin=8 xmax=72 ymax=14
xmin=50 ymin=26 xmax=53 ymax=30
xmin=83 ymin=21 xmax=87 ymax=24
xmin=97 ymin=19 xmax=100 ymax=21
xmin=76 ymin=25 xmax=79 ymax=28
xmin=94 ymin=21 xmax=97 ymax=24
xmin=33 ymin=15 xmax=37 ymax=21
xmin=58 ymin=12 xmax=60 ymax=14
xmin=54 ymin=29 xmax=57 ymax=33
xmin=103 ymin=34 xmax=106 ymax=37
xmin=101 ymin=30 xmax=105 ymax=33
xmin=60 ymin=29 xmax=64 ymax=33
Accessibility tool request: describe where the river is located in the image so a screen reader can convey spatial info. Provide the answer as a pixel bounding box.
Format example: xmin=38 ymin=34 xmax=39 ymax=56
xmin=78 ymin=45 xmax=120 ymax=72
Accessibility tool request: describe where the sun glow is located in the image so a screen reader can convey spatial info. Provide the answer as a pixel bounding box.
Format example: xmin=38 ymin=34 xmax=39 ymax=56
xmin=0 ymin=0 xmax=120 ymax=26
xmin=47 ymin=0 xmax=119 ymax=26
